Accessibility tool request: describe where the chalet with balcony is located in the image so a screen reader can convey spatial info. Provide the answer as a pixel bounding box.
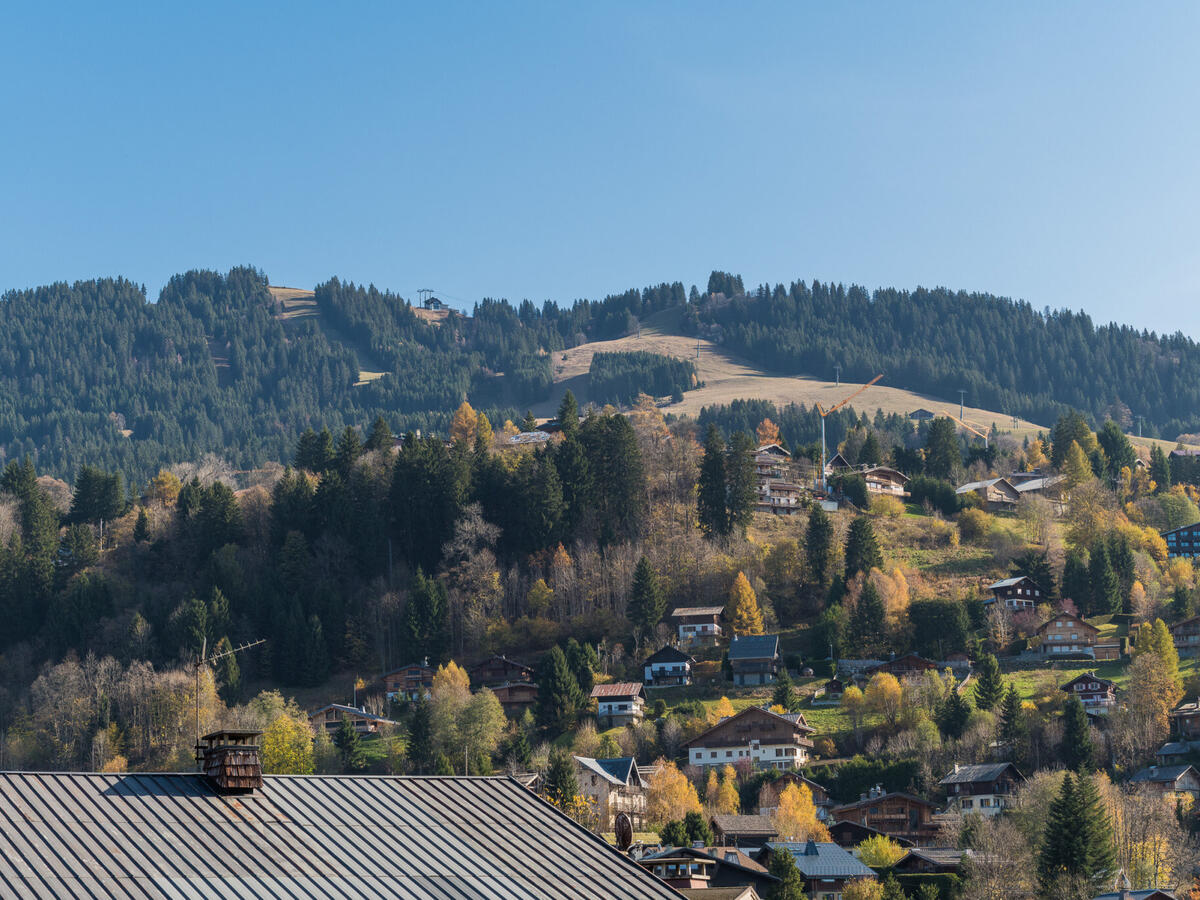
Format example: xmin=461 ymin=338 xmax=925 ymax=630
xmin=729 ymin=634 xmax=782 ymax=686
xmin=828 ymin=820 xmax=914 ymax=850
xmin=382 ymin=659 xmax=433 ymax=701
xmin=685 ymin=706 xmax=815 ymax=771
xmin=757 ymin=841 xmax=878 ymax=899
xmin=1162 ymin=521 xmax=1200 ymax=560
xmin=1171 ymin=615 xmax=1200 ymax=657
xmin=492 ymin=681 xmax=539 ymax=717
xmin=573 ymin=756 xmax=647 ymax=830
xmin=866 ymin=654 xmax=939 ymax=679
xmin=754 ymin=444 xmax=791 ymax=480
xmin=939 ymin=762 xmax=1024 ymax=816
xmin=862 ymin=466 xmax=909 ymax=497
xmin=956 ymin=477 xmax=1021 ymax=510
xmin=1036 ymin=613 xmax=1099 ymax=657
xmin=638 ymin=846 xmax=776 ymax=896
xmin=671 ymin=606 xmax=727 ymax=646
xmin=757 ymin=480 xmax=805 ymax=516
xmin=824 ymin=452 xmax=852 ymax=474
xmin=1129 ymin=764 xmax=1200 ymax=803
xmin=1171 ymin=700 xmax=1200 ymax=740
xmin=591 ymin=682 xmax=646 ymax=727
xmin=643 ymin=646 xmax=696 ymax=687
xmin=307 ymin=704 xmax=398 ymax=736
xmin=893 ymin=848 xmax=968 ymax=875
xmin=984 ymin=575 xmax=1044 ymax=611
xmin=1061 ymin=672 xmax=1118 ymax=713
xmin=468 ymin=655 xmax=533 ymax=687
xmin=829 ymin=786 xmax=939 ymax=845
xmin=710 ymin=814 xmax=778 ymax=848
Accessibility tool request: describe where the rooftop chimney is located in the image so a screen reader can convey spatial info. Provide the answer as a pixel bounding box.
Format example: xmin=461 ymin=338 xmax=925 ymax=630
xmin=199 ymin=730 xmax=262 ymax=793
xmin=803 ymin=839 xmax=818 ymax=856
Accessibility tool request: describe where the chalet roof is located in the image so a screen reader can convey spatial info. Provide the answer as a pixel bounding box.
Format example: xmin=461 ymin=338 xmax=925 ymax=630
xmin=1171 ymin=700 xmax=1200 ymax=717
xmin=0 ymin=773 xmax=683 ymax=899
xmin=986 ymin=575 xmax=1039 ymax=591
xmin=670 ymin=606 xmax=726 ymax=618
xmin=307 ymin=704 xmax=398 ymax=725
xmin=711 ymin=814 xmax=778 ymax=836
xmin=1161 ymin=521 xmax=1200 ymax=537
xmin=644 ymin=646 xmax=696 ymax=666
xmin=1130 ymin=764 xmax=1198 ymax=785
xmin=866 ymin=654 xmax=938 ymax=673
xmin=764 ymin=841 xmax=876 ymax=878
xmin=755 ymin=443 xmax=791 ymax=458
xmin=900 ymin=847 xmax=967 ymax=869
xmin=591 ymin=682 xmax=646 ymax=700
xmin=574 ymin=756 xmax=644 ymax=789
xmin=825 ymin=452 xmax=851 ymax=469
xmin=1091 ymin=891 xmax=1177 ymax=900
xmin=956 ymin=476 xmax=1018 ymax=495
xmin=1156 ymin=741 xmax=1194 ymax=757
xmin=1013 ymin=474 xmax=1065 ymax=493
xmin=383 ymin=660 xmax=432 ymax=675
xmin=1170 ymin=448 xmax=1200 ymax=458
xmin=861 ymin=465 xmax=909 ymax=483
xmin=728 ymin=635 xmax=779 ymax=661
xmin=1061 ymin=671 xmax=1117 ymax=691
xmin=1170 ymin=616 xmax=1200 ymax=632
xmin=939 ymin=763 xmax=1022 ymax=786
xmin=830 ymin=791 xmax=934 ymax=814
xmin=469 ymin=654 xmax=533 ymax=674
xmin=909 ymin=409 xmax=935 ymax=419
xmin=828 ymin=820 xmax=915 ymax=848
xmin=683 ymin=706 xmax=815 ymax=749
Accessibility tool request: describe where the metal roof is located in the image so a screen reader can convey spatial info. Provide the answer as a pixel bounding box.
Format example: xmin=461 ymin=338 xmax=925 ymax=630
xmin=711 ymin=814 xmax=777 ymax=836
xmin=764 ymin=841 xmax=876 ymax=878
xmin=986 ymin=576 xmax=1031 ymax=590
xmin=0 ymin=772 xmax=683 ymax=899
xmin=643 ymin=646 xmax=694 ymax=666
xmin=670 ymin=606 xmax=725 ymax=618
xmin=308 ymin=703 xmax=399 ymax=724
xmin=591 ymin=682 xmax=646 ymax=699
xmin=727 ymin=635 xmax=779 ymax=661
xmin=939 ymin=763 xmax=1021 ymax=785
xmin=574 ymin=757 xmax=643 ymax=789
xmin=1130 ymin=764 xmax=1198 ymax=784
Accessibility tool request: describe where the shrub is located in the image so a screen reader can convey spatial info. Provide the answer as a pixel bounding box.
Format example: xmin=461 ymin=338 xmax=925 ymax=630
xmin=870 ymin=494 xmax=904 ymax=517
xmin=908 ymin=475 xmax=960 ymax=515
xmin=957 ymin=508 xmax=993 ymax=542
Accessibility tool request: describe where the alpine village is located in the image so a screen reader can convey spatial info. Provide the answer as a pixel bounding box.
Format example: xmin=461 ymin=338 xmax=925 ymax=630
xmin=1 ymin=270 xmax=1200 ymax=899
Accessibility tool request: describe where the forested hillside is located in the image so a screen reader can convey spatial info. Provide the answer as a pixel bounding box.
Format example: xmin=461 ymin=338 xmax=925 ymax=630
xmin=687 ymin=274 xmax=1200 ymax=438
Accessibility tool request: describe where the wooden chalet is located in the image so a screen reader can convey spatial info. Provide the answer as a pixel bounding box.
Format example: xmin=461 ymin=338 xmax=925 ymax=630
xmin=1129 ymin=764 xmax=1200 ymax=803
xmin=827 ymin=819 xmax=913 ymax=850
xmin=467 ymin=654 xmax=533 ymax=687
xmin=812 ymin=678 xmax=844 ymax=706
xmin=382 ymin=659 xmax=433 ymax=701
xmin=492 ymin=681 xmax=539 ymax=717
xmin=866 ymin=654 xmax=939 ymax=679
xmin=829 ymin=786 xmax=939 ymax=845
xmin=1171 ymin=700 xmax=1200 ymax=740
xmin=1171 ymin=615 xmax=1200 ymax=657
xmin=939 ymin=762 xmax=1023 ymax=816
xmin=756 ymin=841 xmax=877 ymax=898
xmin=757 ymin=773 xmax=832 ymax=820
xmin=670 ymin=605 xmax=727 ymax=645
xmin=1162 ymin=521 xmax=1200 ymax=560
xmin=757 ymin=480 xmax=805 ymax=516
xmin=1037 ymin=613 xmax=1100 ymax=657
xmin=893 ymin=848 xmax=967 ymax=875
xmin=307 ymin=704 xmax=398 ymax=736
xmin=909 ymin=409 xmax=936 ymax=421
xmin=685 ymin=706 xmax=815 ymax=771
xmin=643 ymin=646 xmax=696 ymax=687
xmin=1061 ymin=672 xmax=1118 ymax=713
xmin=824 ymin=452 xmax=852 ymax=474
xmin=638 ymin=846 xmax=776 ymax=896
xmin=984 ymin=575 xmax=1044 ymax=611
xmin=573 ymin=756 xmax=647 ymax=830
xmin=710 ymin=814 xmax=779 ymax=848
xmin=861 ymin=466 xmax=908 ymax=497
xmin=754 ymin=444 xmax=791 ymax=480
xmin=591 ymin=682 xmax=646 ymax=727
xmin=728 ymin=634 xmax=782 ymax=686
xmin=1091 ymin=890 xmax=1178 ymax=900
xmin=956 ymin=477 xmax=1020 ymax=510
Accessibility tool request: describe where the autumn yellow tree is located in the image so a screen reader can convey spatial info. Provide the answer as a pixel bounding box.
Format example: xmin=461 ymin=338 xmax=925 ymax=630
xmin=645 ymin=759 xmax=702 ymax=826
xmin=450 ymin=401 xmax=479 ymax=446
xmin=772 ymin=782 xmax=831 ymax=842
xmin=842 ymin=879 xmax=884 ymax=900
xmin=756 ymin=418 xmax=782 ymax=447
xmin=857 ymin=834 xmax=905 ymax=867
xmin=147 ymin=469 xmax=182 ymax=506
xmin=708 ymin=696 xmax=736 ymax=724
xmin=712 ymin=764 xmax=740 ymax=816
xmin=728 ymin=572 xmax=764 ymax=635
xmin=1064 ymin=440 xmax=1094 ymax=487
xmin=261 ymin=713 xmax=315 ymax=775
xmin=475 ymin=412 xmax=494 ymax=448
xmin=864 ymin=672 xmax=903 ymax=728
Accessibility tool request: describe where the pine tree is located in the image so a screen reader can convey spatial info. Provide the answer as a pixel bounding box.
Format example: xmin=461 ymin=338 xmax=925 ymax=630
xmin=628 ymin=556 xmax=667 ymax=639
xmin=1061 ymin=694 xmax=1094 ymax=771
xmin=1088 ymin=543 xmax=1120 ymax=616
xmin=1062 ymin=550 xmax=1090 ymax=613
xmin=860 ymin=431 xmax=883 ymax=466
xmin=728 ymin=572 xmax=764 ymax=635
xmin=998 ymin=684 xmax=1028 ymax=765
xmin=132 ymin=507 xmax=150 ymax=543
xmin=564 ymin=638 xmax=597 ymax=695
xmin=925 ymin=417 xmax=962 ymax=480
xmin=364 ymin=415 xmax=394 ymax=452
xmin=544 ymin=748 xmax=579 ymax=807
xmin=334 ymin=425 xmax=362 ymax=475
xmin=772 ymin=670 xmax=795 ymax=711
xmin=1038 ymin=772 xmax=1082 ymax=893
xmin=557 ymin=390 xmax=579 ymax=440
xmin=1038 ymin=772 xmax=1115 ymax=895
xmin=697 ymin=424 xmax=729 ymax=538
xmin=845 ymin=516 xmax=882 ymax=581
xmin=937 ymin=689 xmax=972 ymax=739
xmin=766 ymin=849 xmax=808 ymax=900
xmin=725 ymin=431 xmax=758 ymax=536
xmin=407 ymin=701 xmax=435 ymax=773
xmin=402 ymin=570 xmax=449 ymax=664
xmin=851 ymin=580 xmax=886 ymax=654
xmin=973 ymin=654 xmax=1004 ymax=711
xmin=333 ymin=718 xmax=366 ymax=772
xmin=881 ymin=874 xmax=906 ymax=900
xmin=805 ymin=505 xmax=834 ymax=588
xmin=1149 ymin=443 xmax=1170 ymax=492
xmin=536 ymin=646 xmax=583 ymax=733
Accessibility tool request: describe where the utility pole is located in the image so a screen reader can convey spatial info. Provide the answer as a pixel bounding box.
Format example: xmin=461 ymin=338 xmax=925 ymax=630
xmin=834 ymin=364 xmax=842 ymax=387
xmin=957 ymin=390 xmax=966 ymax=421
xmin=1136 ymin=415 xmax=1144 ymax=438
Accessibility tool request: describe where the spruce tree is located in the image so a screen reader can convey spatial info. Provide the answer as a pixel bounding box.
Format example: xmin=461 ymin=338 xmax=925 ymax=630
xmin=697 ymin=424 xmax=729 ymax=538
xmin=334 ymin=425 xmax=363 ymax=476
xmin=725 ymin=431 xmax=758 ymax=536
xmin=805 ymin=505 xmax=834 ymax=589
xmin=364 ymin=415 xmax=394 ymax=452
xmin=973 ymin=654 xmax=1004 ymax=711
xmin=407 ymin=701 xmax=435 ymax=773
xmin=772 ymin=670 xmax=795 ymax=711
xmin=998 ymin=684 xmax=1029 ymax=766
xmin=334 ymin=718 xmax=366 ymax=772
xmin=851 ymin=580 xmax=886 ymax=654
xmin=1074 ymin=773 xmax=1116 ymax=890
xmin=937 ymin=689 xmax=972 ymax=739
xmin=133 ymin=506 xmax=150 ymax=543
xmin=1061 ymin=694 xmax=1094 ymax=771
xmin=1149 ymin=443 xmax=1170 ymax=492
xmin=536 ymin=646 xmax=583 ymax=733
xmin=1062 ymin=550 xmax=1090 ymax=613
xmin=845 ymin=516 xmax=882 ymax=580
xmin=557 ymin=390 xmax=579 ymax=440
xmin=1010 ymin=551 xmax=1056 ymax=601
xmin=544 ymin=748 xmax=579 ymax=807
xmin=628 ymin=556 xmax=667 ymax=640
xmin=564 ymin=638 xmax=597 ymax=695
xmin=766 ymin=849 xmax=807 ymax=900
xmin=1087 ymin=544 xmax=1120 ymax=616
xmin=925 ymin=417 xmax=962 ymax=480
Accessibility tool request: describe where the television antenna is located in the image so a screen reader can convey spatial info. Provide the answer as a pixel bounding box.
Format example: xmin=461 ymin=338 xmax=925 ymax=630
xmin=193 ymin=637 xmax=266 ymax=767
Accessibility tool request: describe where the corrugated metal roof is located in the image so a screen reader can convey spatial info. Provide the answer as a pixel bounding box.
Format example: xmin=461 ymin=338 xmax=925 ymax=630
xmin=0 ymin=772 xmax=684 ymax=899
xmin=591 ymin=683 xmax=645 ymax=699
xmin=938 ymin=763 xmax=1019 ymax=785
xmin=711 ymin=814 xmax=777 ymax=836
xmin=727 ymin=635 xmax=778 ymax=661
xmin=670 ymin=606 xmax=725 ymax=617
xmin=1130 ymin=764 xmax=1198 ymax=784
xmin=765 ymin=841 xmax=876 ymax=878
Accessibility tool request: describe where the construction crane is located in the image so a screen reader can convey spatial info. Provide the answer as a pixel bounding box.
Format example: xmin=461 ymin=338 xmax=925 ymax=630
xmin=816 ymin=374 xmax=883 ymax=492
xmin=942 ymin=410 xmax=990 ymax=449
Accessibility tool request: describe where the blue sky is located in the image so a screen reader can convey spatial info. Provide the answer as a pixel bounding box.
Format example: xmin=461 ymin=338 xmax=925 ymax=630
xmin=3 ymin=3 xmax=1199 ymax=336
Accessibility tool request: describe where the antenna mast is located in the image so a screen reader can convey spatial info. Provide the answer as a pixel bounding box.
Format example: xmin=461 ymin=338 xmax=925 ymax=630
xmin=193 ymin=638 xmax=266 ymax=767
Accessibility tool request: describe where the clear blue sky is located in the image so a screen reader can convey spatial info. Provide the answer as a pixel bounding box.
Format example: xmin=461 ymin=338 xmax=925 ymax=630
xmin=4 ymin=3 xmax=1199 ymax=336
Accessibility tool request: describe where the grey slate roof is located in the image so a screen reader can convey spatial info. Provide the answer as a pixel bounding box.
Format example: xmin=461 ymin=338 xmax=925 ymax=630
xmin=939 ymin=763 xmax=1020 ymax=785
xmin=0 ymin=772 xmax=683 ymax=899
xmin=727 ymin=635 xmax=779 ymax=661
xmin=765 ymin=841 xmax=876 ymax=878
xmin=1130 ymin=764 xmax=1198 ymax=785
xmin=711 ymin=814 xmax=778 ymax=836
xmin=575 ymin=756 xmax=643 ymax=788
